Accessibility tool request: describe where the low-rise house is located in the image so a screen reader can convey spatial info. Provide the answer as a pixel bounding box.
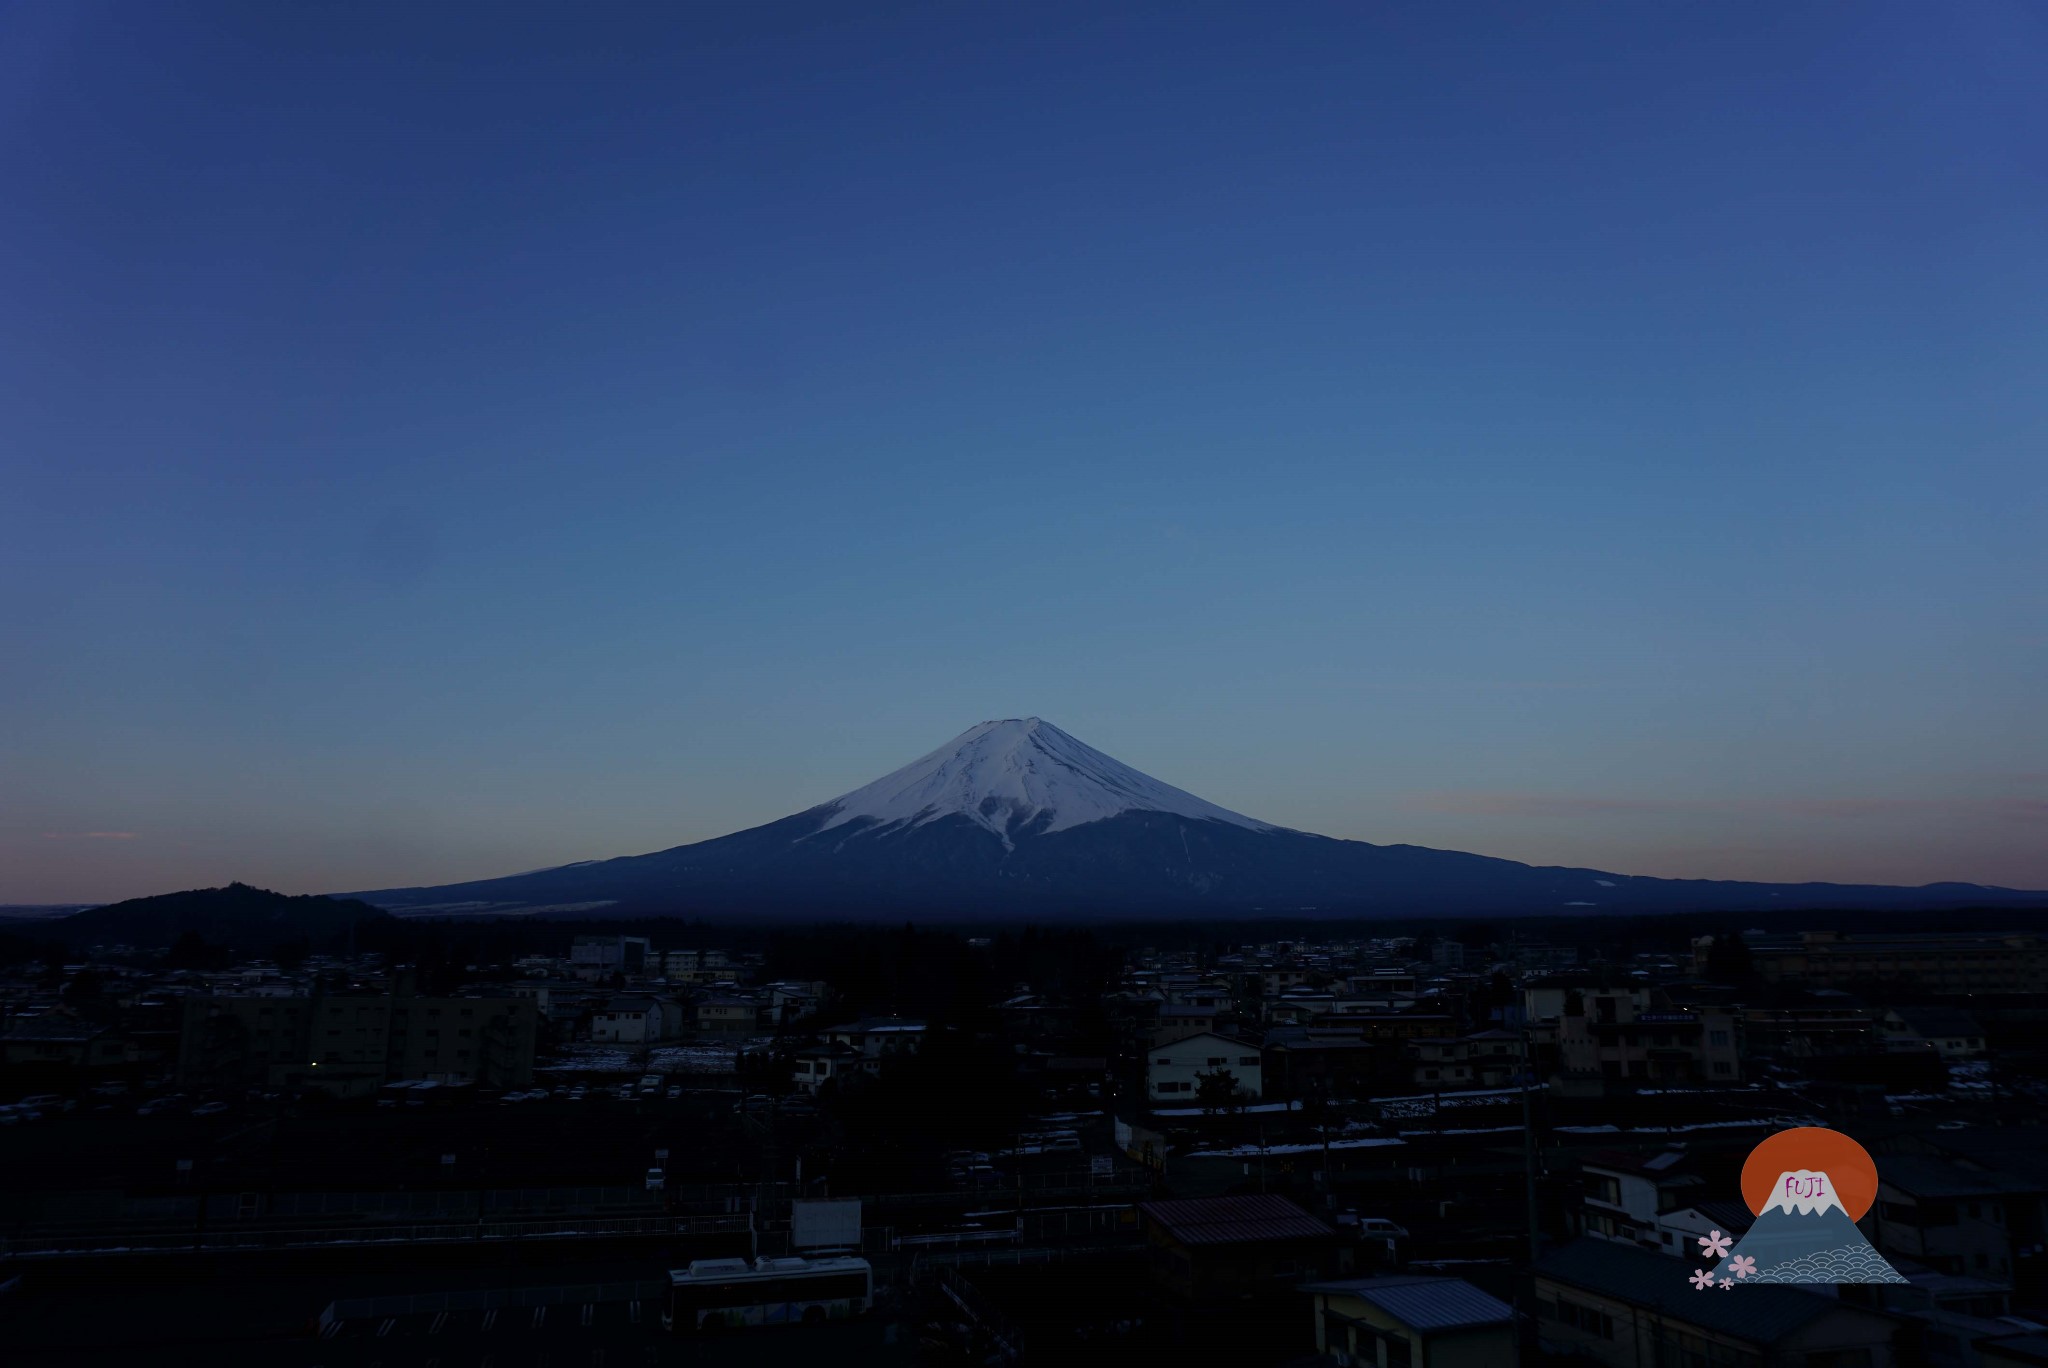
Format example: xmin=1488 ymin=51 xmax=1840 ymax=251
xmin=696 ymin=996 xmax=770 ymax=1037
xmin=1148 ymin=1031 xmax=1263 ymax=1105
xmin=1653 ymin=1199 xmax=1755 ymax=1262
xmin=591 ymin=996 xmax=664 ymax=1044
xmin=1306 ymin=1273 xmax=1516 ymax=1367
xmin=1151 ymin=1004 xmax=1222 ymax=1046
xmin=1558 ymin=988 xmax=1742 ymax=1085
xmin=1744 ymin=990 xmax=1879 ymax=1058
xmin=568 ymin=935 xmax=651 ymax=980
xmin=1872 ymin=1155 xmax=2034 ymax=1282
xmin=1409 ymin=1029 xmax=1523 ymax=1089
xmin=825 ymin=1017 xmax=926 ymax=1057
xmin=1262 ymin=1029 xmax=1383 ymax=1100
xmin=790 ymin=1043 xmax=872 ymax=1094
xmin=1577 ymin=1150 xmax=1708 ymax=1247
xmin=0 ymin=1016 xmax=128 ymax=1071
xmin=1534 ymin=1238 xmax=1903 ymax=1368
xmin=178 ymin=984 xmax=536 ymax=1095
xmin=1139 ymin=1194 xmax=1345 ymax=1299
xmin=1983 ymin=1335 xmax=2048 ymax=1368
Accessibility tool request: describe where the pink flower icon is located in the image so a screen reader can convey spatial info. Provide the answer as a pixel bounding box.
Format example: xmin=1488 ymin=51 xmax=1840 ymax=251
xmin=1698 ymin=1230 xmax=1733 ymax=1259
xmin=1689 ymin=1269 xmax=1714 ymax=1290
xmin=1719 ymin=1277 xmax=1734 ymax=1289
xmin=1730 ymin=1255 xmax=1757 ymax=1279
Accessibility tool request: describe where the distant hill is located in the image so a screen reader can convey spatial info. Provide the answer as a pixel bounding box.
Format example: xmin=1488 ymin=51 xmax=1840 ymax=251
xmin=60 ymin=882 xmax=392 ymax=950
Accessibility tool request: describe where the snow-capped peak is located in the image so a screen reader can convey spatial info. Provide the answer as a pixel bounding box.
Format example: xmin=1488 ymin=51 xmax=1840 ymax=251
xmin=812 ymin=718 xmax=1275 ymax=846
xmin=1764 ymin=1170 xmax=1848 ymax=1217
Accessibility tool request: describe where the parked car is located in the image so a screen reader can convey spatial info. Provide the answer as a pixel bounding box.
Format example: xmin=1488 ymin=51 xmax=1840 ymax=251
xmin=191 ymin=1101 xmax=230 ymax=1117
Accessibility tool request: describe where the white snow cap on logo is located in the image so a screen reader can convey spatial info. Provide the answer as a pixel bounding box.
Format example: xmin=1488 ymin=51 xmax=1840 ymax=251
xmin=1766 ymin=1169 xmax=1847 ymax=1216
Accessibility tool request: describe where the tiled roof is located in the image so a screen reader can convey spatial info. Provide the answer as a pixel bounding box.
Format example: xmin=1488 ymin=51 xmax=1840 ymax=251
xmin=1887 ymin=1006 xmax=1983 ymax=1037
xmin=1535 ymin=1239 xmax=1865 ymax=1344
xmin=1 ymin=1017 xmax=108 ymax=1042
xmin=1304 ymin=1274 xmax=1513 ymax=1330
xmin=1139 ymin=1194 xmax=1333 ymax=1246
xmin=1878 ymin=1155 xmax=2042 ymax=1199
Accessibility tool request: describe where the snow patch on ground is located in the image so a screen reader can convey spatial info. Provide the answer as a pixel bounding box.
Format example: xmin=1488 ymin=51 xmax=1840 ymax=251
xmin=538 ymin=1042 xmax=747 ymax=1075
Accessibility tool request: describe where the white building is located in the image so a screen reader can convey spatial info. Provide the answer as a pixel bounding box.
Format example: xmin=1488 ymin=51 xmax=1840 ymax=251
xmin=592 ymin=997 xmax=664 ymax=1044
xmin=791 ymin=1044 xmax=873 ymax=1094
xmin=1147 ymin=1031 xmax=1262 ymax=1105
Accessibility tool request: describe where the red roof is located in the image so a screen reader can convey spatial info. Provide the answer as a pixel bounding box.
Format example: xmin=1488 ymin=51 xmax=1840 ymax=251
xmin=1139 ymin=1195 xmax=1334 ymax=1246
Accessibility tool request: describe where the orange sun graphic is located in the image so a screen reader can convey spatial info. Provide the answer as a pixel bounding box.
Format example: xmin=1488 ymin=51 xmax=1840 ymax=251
xmin=1740 ymin=1127 xmax=1879 ymax=1221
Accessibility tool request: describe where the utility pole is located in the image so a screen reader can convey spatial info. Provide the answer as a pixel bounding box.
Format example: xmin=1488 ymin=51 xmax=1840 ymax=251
xmin=1319 ymin=1084 xmax=1333 ymax=1211
xmin=1521 ymin=1016 xmax=1541 ymax=1266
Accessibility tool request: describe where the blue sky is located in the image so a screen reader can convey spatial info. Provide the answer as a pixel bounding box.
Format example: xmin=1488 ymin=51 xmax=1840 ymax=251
xmin=4 ymin=1 xmax=2044 ymax=902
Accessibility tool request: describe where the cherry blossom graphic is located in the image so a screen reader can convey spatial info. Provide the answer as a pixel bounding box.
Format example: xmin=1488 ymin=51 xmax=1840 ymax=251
xmin=1719 ymin=1277 xmax=1734 ymax=1289
xmin=1730 ymin=1255 xmax=1757 ymax=1279
xmin=1698 ymin=1230 xmax=1733 ymax=1259
xmin=1689 ymin=1269 xmax=1715 ymax=1290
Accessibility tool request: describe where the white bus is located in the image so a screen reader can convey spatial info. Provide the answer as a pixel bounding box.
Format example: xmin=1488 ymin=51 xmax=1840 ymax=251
xmin=664 ymin=1255 xmax=873 ymax=1332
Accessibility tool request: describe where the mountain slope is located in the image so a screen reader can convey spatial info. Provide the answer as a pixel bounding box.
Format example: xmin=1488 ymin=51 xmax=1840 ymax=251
xmin=346 ymin=718 xmax=2048 ymax=920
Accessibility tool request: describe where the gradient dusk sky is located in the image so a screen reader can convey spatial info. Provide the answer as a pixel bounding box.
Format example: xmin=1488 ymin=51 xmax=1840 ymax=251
xmin=4 ymin=2 xmax=2045 ymax=903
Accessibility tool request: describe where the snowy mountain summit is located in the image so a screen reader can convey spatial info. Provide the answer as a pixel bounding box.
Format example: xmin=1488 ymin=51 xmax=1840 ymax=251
xmin=1763 ymin=1170 xmax=1848 ymax=1217
xmin=813 ymin=717 xmax=1274 ymax=847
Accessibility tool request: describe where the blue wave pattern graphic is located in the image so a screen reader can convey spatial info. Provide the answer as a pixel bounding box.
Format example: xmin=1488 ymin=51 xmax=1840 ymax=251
xmin=1740 ymin=1241 xmax=1908 ymax=1285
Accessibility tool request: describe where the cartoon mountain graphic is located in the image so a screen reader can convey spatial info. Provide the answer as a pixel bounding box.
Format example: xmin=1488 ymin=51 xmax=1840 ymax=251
xmin=1705 ymin=1169 xmax=1905 ymax=1285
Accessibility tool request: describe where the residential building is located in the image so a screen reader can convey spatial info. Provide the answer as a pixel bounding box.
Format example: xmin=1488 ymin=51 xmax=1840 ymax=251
xmin=1139 ymin=1195 xmax=1344 ymax=1299
xmin=1744 ymin=992 xmax=1880 ymax=1058
xmin=1872 ymin=1155 xmax=2034 ymax=1281
xmin=791 ymin=1043 xmax=872 ymax=1094
xmin=591 ymin=996 xmax=665 ymax=1044
xmin=1151 ymin=1004 xmax=1222 ymax=1046
xmin=1306 ymin=1274 xmax=1516 ymax=1368
xmin=1577 ymin=1150 xmax=1708 ymax=1246
xmin=0 ymin=1016 xmax=128 ymax=1071
xmin=1712 ymin=931 xmax=2048 ymax=996
xmin=1148 ymin=1030 xmax=1262 ymax=1104
xmin=1409 ymin=1029 xmax=1523 ymax=1089
xmin=1534 ymin=1238 xmax=1903 ymax=1368
xmin=1557 ymin=988 xmax=1742 ymax=1085
xmin=178 ymin=985 xmax=536 ymax=1096
xmin=825 ymin=1017 xmax=927 ymax=1057
xmin=568 ymin=936 xmax=651 ymax=980
xmin=696 ymin=996 xmax=769 ymax=1037
xmin=1262 ymin=1029 xmax=1384 ymax=1100
xmin=1883 ymin=1007 xmax=1987 ymax=1060
xmin=1653 ymin=1200 xmax=1756 ymax=1262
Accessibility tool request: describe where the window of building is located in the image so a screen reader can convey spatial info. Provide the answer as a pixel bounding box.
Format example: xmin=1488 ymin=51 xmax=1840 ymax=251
xmin=1553 ymin=1297 xmax=1614 ymax=1339
xmin=1239 ymin=1056 xmax=1259 ymax=1066
xmin=1804 ymin=1351 xmax=1873 ymax=1368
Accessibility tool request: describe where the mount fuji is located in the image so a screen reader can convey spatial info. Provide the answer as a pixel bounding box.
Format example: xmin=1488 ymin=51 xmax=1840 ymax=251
xmin=347 ymin=718 xmax=2047 ymax=920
